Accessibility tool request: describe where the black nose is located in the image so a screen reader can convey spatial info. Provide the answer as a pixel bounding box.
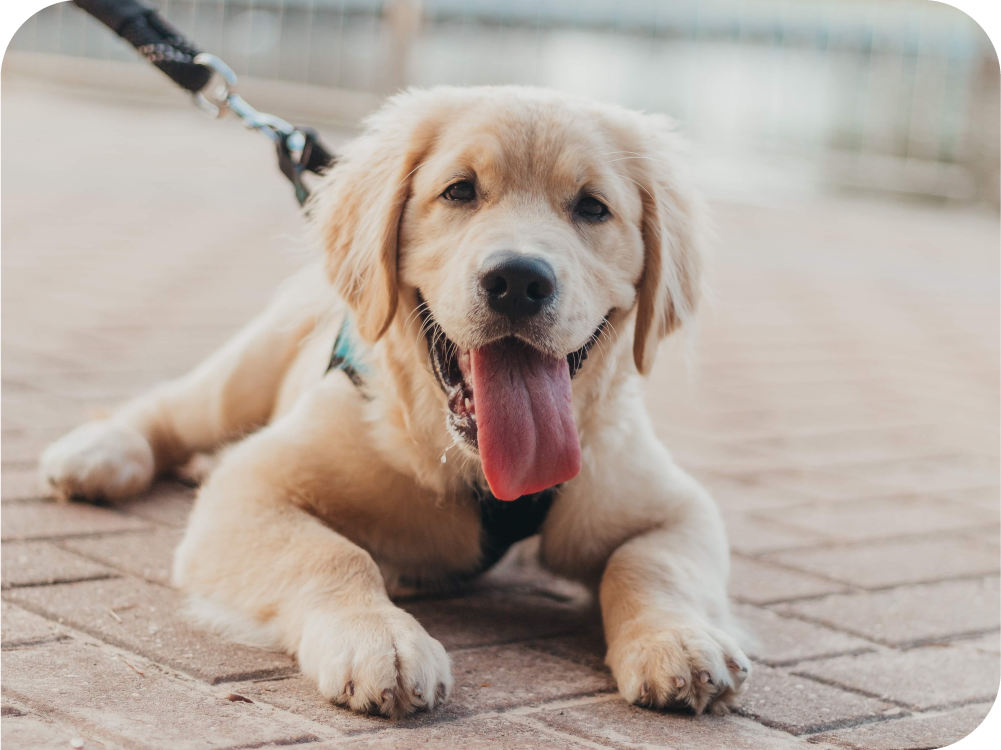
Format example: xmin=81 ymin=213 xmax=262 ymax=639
xmin=479 ymin=252 xmax=557 ymax=320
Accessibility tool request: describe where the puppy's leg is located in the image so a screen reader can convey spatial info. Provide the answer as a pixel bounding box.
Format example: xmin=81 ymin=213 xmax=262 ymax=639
xmin=41 ymin=267 xmax=329 ymax=500
xmin=173 ymin=393 xmax=452 ymax=718
xmin=541 ymin=414 xmax=750 ymax=714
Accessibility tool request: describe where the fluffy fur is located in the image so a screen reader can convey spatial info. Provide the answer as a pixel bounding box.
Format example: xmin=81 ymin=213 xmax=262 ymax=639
xmin=41 ymin=86 xmax=750 ymax=718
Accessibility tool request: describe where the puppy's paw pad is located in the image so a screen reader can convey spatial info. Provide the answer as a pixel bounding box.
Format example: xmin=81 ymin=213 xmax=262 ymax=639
xmin=300 ymin=606 xmax=452 ymax=719
xmin=609 ymin=620 xmax=751 ymax=715
xmin=40 ymin=421 xmax=155 ymax=501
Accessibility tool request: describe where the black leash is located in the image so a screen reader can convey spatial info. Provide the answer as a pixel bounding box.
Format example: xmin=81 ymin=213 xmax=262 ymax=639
xmin=72 ymin=0 xmax=335 ymax=206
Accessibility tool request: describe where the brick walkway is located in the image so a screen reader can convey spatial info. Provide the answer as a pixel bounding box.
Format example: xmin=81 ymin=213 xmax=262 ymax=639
xmin=2 ymin=78 xmax=999 ymax=750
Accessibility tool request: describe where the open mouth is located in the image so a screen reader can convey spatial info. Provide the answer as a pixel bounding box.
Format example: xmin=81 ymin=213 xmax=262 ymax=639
xmin=419 ymin=307 xmax=605 ymax=447
xmin=418 ymin=296 xmax=606 ymax=500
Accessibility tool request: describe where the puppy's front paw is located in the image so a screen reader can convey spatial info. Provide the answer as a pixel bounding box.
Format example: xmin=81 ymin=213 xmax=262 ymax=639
xmin=40 ymin=421 xmax=155 ymax=501
xmin=299 ymin=606 xmax=452 ymax=719
xmin=607 ymin=617 xmax=751 ymax=715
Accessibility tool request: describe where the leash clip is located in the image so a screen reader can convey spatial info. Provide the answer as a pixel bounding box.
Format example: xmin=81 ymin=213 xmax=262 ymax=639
xmin=191 ymin=52 xmax=334 ymax=206
xmin=191 ymin=53 xmax=237 ymax=119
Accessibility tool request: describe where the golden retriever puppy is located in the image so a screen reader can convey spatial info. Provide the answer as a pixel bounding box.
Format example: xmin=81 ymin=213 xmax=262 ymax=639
xmin=40 ymin=86 xmax=750 ymax=718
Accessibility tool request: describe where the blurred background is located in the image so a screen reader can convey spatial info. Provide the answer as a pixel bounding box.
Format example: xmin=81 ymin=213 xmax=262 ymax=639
xmin=6 ymin=0 xmax=1000 ymax=206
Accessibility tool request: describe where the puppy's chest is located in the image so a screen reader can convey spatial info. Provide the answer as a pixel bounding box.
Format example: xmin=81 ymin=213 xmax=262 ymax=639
xmin=321 ymin=322 xmax=557 ymax=585
xmin=371 ymin=485 xmax=558 ymax=591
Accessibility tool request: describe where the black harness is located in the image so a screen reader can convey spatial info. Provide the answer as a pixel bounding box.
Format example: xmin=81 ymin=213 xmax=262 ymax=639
xmin=325 ymin=321 xmax=556 ymax=576
xmin=470 ymin=484 xmax=557 ymax=577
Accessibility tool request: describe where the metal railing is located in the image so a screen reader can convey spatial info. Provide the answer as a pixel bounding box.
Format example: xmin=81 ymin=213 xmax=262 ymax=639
xmin=8 ymin=0 xmax=1000 ymax=204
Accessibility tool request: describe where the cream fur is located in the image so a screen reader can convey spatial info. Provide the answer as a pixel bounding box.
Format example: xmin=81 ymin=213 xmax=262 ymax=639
xmin=40 ymin=86 xmax=748 ymax=718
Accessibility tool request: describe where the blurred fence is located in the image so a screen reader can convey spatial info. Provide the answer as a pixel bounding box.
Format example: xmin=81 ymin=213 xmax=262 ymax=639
xmin=6 ymin=0 xmax=1000 ymax=205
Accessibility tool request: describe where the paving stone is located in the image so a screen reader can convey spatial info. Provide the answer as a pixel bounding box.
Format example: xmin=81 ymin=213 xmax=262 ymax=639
xmin=1 ymin=500 xmax=148 ymax=541
xmin=1 ymin=638 xmax=335 ymax=749
xmin=850 ymin=456 xmax=1000 ymax=495
xmin=61 ymin=527 xmax=184 ymax=585
xmin=113 ymin=480 xmax=195 ymax=528
xmin=4 ymin=576 xmax=295 ymax=683
xmin=795 ymin=646 xmax=1001 ymax=711
xmin=0 ymin=708 xmax=119 ymax=750
xmin=699 ymin=474 xmax=816 ymax=512
xmin=232 ymin=676 xmax=390 ymax=734
xmin=332 ymin=714 xmax=592 ymax=749
xmin=810 ymin=702 xmax=994 ymax=749
xmin=524 ymin=627 xmax=609 ymax=673
xmin=956 ymin=631 xmax=1001 ymax=655
xmin=731 ymin=468 xmax=895 ymax=504
xmin=947 ymin=487 xmax=1001 ymax=515
xmin=1 ymin=540 xmax=114 ymax=589
xmin=1 ymin=433 xmax=58 ymax=466
xmin=240 ymin=644 xmax=612 ymax=733
xmin=536 ymin=698 xmax=808 ymax=749
xmin=670 ymin=443 xmax=795 ymax=476
xmin=0 ymin=702 xmax=28 ymax=717
xmin=724 ymin=512 xmax=832 ymax=556
xmin=449 ymin=644 xmax=614 ymax=712
xmin=0 ymin=467 xmax=53 ymax=502
xmin=400 ymin=592 xmax=595 ymax=651
xmin=729 ymin=556 xmax=850 ymax=605
xmin=741 ymin=427 xmax=962 ymax=469
xmin=734 ymin=664 xmax=894 ymax=734
xmin=752 ymin=498 xmax=992 ymax=543
xmin=765 ymin=535 xmax=1000 ymax=589
xmin=1 ymin=600 xmax=69 ymax=647
xmin=734 ymin=604 xmax=876 ymax=666
xmin=775 ymin=577 xmax=1001 ymax=647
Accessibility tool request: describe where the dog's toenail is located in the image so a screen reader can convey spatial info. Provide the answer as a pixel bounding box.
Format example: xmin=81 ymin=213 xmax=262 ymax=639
xmin=675 ymin=676 xmax=686 ymax=689
xmin=436 ymin=683 xmax=447 ymax=700
xmin=413 ymin=685 xmax=423 ymax=696
xmin=700 ymin=671 xmax=711 ymax=684
xmin=346 ymin=681 xmax=354 ymax=697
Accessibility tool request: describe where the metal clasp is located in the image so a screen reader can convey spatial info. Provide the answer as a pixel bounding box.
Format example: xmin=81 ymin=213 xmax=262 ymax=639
xmin=191 ymin=52 xmax=327 ymax=206
xmin=192 ymin=53 xmax=303 ymax=148
xmin=191 ymin=53 xmax=238 ymax=119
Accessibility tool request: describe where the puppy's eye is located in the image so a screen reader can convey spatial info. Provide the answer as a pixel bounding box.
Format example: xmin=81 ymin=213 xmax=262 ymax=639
xmin=574 ymin=195 xmax=610 ymax=222
xmin=442 ymin=181 xmax=476 ymax=202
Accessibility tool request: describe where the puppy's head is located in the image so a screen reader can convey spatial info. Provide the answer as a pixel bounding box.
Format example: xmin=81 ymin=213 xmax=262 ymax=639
xmin=315 ymin=87 xmax=703 ymax=499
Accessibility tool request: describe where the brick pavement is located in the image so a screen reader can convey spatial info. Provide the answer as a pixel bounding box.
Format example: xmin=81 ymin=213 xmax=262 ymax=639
xmin=2 ymin=76 xmax=999 ymax=749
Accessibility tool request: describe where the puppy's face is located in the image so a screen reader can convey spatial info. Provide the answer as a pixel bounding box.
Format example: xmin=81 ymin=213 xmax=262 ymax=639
xmin=399 ymin=102 xmax=644 ymax=363
xmin=318 ymin=87 xmax=702 ymax=499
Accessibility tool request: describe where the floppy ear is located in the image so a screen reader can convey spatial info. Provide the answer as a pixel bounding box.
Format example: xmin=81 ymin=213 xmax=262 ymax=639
xmin=312 ymin=99 xmax=437 ymax=342
xmin=631 ymin=117 xmax=705 ymax=374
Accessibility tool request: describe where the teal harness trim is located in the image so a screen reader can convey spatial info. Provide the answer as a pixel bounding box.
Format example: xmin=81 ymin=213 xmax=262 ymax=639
xmin=325 ymin=316 xmax=371 ymax=389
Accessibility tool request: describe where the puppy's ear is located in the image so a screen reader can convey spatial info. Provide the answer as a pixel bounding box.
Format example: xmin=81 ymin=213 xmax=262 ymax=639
xmin=631 ymin=116 xmax=705 ymax=374
xmin=312 ymin=98 xmax=437 ymax=342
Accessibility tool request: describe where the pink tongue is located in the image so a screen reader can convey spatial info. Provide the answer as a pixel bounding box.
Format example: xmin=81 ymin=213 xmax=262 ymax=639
xmin=470 ymin=339 xmax=581 ymax=501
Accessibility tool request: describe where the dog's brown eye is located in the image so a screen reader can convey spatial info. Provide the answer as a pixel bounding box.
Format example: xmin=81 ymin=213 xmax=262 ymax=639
xmin=575 ymin=196 xmax=610 ymax=221
xmin=443 ymin=181 xmax=476 ymax=202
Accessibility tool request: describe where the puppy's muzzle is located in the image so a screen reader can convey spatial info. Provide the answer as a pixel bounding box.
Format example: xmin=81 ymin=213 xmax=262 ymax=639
xmin=478 ymin=251 xmax=557 ymax=321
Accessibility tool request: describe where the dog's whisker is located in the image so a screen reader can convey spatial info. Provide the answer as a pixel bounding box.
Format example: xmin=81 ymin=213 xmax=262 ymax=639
xmin=617 ymin=174 xmax=656 ymax=201
xmin=403 ymin=301 xmax=429 ymax=335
